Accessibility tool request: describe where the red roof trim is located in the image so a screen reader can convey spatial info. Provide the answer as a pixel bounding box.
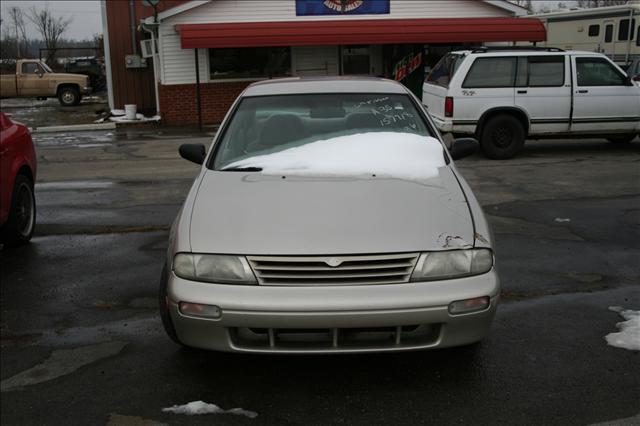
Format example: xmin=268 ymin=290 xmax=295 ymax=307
xmin=176 ymin=18 xmax=546 ymax=49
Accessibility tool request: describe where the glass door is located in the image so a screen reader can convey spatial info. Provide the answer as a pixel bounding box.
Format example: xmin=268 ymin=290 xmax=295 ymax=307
xmin=341 ymin=46 xmax=370 ymax=75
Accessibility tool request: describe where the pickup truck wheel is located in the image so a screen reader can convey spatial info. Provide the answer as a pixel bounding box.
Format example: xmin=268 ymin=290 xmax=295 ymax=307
xmin=58 ymin=87 xmax=80 ymax=106
xmin=1 ymin=175 xmax=36 ymax=247
xmin=480 ymin=115 xmax=525 ymax=159
xmin=607 ymin=134 xmax=636 ymax=144
xmin=159 ymin=265 xmax=184 ymax=345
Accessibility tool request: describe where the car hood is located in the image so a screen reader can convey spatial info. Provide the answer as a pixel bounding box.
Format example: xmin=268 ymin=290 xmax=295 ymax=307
xmin=51 ymin=73 xmax=88 ymax=83
xmin=188 ymin=167 xmax=474 ymax=255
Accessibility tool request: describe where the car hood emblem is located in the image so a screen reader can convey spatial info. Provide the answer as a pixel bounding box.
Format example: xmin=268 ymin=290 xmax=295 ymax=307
xmin=325 ymin=258 xmax=343 ymax=267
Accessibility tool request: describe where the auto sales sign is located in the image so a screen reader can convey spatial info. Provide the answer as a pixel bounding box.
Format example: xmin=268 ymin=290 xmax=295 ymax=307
xmin=296 ymin=0 xmax=390 ymax=16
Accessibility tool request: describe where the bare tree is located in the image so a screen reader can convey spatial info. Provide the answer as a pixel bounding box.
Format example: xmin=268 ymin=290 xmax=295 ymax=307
xmin=6 ymin=7 xmax=28 ymax=58
xmin=576 ymin=0 xmax=629 ymax=7
xmin=27 ymin=6 xmax=72 ymax=65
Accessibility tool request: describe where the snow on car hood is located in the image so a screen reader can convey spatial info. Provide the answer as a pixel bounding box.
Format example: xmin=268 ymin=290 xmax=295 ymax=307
xmin=224 ymin=132 xmax=446 ymax=182
xmin=188 ymin=132 xmax=473 ymax=255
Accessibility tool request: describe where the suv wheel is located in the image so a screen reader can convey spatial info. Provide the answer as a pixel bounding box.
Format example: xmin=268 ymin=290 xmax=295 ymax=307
xmin=1 ymin=174 xmax=36 ymax=247
xmin=158 ymin=265 xmax=183 ymax=345
xmin=607 ymin=134 xmax=637 ymax=144
xmin=58 ymin=86 xmax=80 ymax=106
xmin=480 ymin=114 xmax=526 ymax=159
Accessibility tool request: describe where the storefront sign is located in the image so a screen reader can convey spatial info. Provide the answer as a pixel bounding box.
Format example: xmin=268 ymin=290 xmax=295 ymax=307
xmin=393 ymin=52 xmax=422 ymax=82
xmin=296 ymin=0 xmax=390 ymax=16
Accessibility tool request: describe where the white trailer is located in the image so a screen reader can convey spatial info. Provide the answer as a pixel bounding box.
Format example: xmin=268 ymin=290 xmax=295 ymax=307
xmin=529 ymin=4 xmax=639 ymax=66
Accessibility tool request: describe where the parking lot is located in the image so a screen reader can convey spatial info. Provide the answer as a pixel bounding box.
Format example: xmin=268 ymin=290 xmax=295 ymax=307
xmin=1 ymin=129 xmax=639 ymax=425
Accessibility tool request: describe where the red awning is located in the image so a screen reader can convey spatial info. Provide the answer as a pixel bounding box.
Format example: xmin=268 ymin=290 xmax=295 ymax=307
xmin=176 ymin=18 xmax=545 ymax=49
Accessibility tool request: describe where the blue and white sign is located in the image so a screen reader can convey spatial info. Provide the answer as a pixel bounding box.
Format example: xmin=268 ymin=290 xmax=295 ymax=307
xmin=296 ymin=0 xmax=390 ymax=16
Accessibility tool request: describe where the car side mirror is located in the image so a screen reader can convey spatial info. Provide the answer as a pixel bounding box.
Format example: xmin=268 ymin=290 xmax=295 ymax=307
xmin=179 ymin=143 xmax=206 ymax=165
xmin=449 ymin=138 xmax=478 ymax=160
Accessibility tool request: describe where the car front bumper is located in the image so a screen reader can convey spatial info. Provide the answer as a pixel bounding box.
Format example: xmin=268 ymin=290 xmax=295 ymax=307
xmin=82 ymin=86 xmax=92 ymax=94
xmin=168 ymin=270 xmax=500 ymax=353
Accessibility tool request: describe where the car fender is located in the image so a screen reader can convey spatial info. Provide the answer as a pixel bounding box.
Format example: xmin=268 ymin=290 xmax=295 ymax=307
xmin=476 ymin=106 xmax=532 ymax=137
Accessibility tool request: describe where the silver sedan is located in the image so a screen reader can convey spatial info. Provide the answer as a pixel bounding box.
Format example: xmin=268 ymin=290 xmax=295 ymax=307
xmin=160 ymin=77 xmax=499 ymax=353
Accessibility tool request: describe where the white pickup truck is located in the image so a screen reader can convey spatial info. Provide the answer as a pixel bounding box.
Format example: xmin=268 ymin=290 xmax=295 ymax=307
xmin=422 ymin=48 xmax=640 ymax=159
xmin=0 ymin=59 xmax=91 ymax=106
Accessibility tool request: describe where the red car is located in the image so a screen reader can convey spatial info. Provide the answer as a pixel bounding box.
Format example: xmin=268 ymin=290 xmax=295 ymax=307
xmin=0 ymin=112 xmax=37 ymax=246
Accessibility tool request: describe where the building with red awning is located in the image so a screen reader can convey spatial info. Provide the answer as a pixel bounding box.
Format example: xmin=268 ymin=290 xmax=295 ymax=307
xmin=102 ymin=0 xmax=545 ymax=125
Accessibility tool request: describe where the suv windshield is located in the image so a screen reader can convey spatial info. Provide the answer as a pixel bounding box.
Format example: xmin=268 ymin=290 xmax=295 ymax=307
xmin=426 ymin=53 xmax=464 ymax=87
xmin=212 ymin=93 xmax=434 ymax=170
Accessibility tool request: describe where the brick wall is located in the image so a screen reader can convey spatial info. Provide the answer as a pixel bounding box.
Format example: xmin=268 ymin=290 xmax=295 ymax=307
xmin=158 ymin=81 xmax=253 ymax=125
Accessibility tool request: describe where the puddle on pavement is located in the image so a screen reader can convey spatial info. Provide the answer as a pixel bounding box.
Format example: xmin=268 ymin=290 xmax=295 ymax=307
xmin=0 ymin=341 xmax=127 ymax=392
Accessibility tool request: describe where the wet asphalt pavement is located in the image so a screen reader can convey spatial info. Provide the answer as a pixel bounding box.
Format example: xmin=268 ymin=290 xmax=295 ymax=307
xmin=1 ymin=94 xmax=109 ymax=129
xmin=1 ymin=130 xmax=639 ymax=425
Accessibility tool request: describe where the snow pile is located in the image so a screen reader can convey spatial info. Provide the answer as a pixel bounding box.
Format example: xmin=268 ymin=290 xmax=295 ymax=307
xmin=162 ymin=401 xmax=257 ymax=418
xmin=95 ymin=109 xmax=161 ymax=123
xmin=109 ymin=114 xmax=160 ymax=123
xmin=604 ymin=306 xmax=640 ymax=351
xmin=224 ymin=132 xmax=445 ymax=181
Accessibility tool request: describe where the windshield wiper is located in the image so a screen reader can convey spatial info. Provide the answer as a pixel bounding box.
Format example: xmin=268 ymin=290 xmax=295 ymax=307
xmin=222 ymin=166 xmax=263 ymax=172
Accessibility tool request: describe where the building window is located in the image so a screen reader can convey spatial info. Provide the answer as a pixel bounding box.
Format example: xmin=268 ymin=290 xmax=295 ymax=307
xmin=605 ymin=24 xmax=613 ymax=42
xmin=209 ymin=47 xmax=291 ymax=80
xmin=618 ymin=19 xmax=636 ymax=41
xmin=576 ymin=57 xmax=626 ymax=86
xmin=637 ymin=26 xmax=640 ymax=46
xmin=588 ymin=25 xmax=599 ymax=37
xmin=462 ymin=57 xmax=516 ymax=88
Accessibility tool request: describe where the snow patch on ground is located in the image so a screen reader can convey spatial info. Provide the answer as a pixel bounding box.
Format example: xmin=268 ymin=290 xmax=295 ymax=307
xmin=605 ymin=306 xmax=640 ymax=351
xmin=109 ymin=114 xmax=161 ymax=123
xmin=224 ymin=132 xmax=445 ymax=181
xmin=162 ymin=401 xmax=257 ymax=418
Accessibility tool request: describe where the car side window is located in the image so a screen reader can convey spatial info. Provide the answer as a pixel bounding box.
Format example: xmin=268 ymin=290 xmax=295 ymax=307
xmin=528 ymin=56 xmax=565 ymax=87
xmin=462 ymin=57 xmax=516 ymax=88
xmin=576 ymin=57 xmax=626 ymax=86
xmin=21 ymin=63 xmax=41 ymax=74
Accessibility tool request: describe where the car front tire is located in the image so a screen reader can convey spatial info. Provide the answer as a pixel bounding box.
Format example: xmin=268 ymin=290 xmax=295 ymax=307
xmin=1 ymin=174 xmax=36 ymax=247
xmin=159 ymin=264 xmax=183 ymax=345
xmin=480 ymin=114 xmax=526 ymax=159
xmin=58 ymin=86 xmax=81 ymax=106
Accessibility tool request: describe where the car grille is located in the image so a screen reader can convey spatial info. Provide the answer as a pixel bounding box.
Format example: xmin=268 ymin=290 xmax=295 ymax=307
xmin=247 ymin=253 xmax=420 ymax=286
xmin=229 ymin=324 xmax=441 ymax=352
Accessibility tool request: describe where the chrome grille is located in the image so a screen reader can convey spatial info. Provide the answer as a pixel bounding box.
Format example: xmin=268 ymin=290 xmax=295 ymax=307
xmin=247 ymin=253 xmax=419 ymax=286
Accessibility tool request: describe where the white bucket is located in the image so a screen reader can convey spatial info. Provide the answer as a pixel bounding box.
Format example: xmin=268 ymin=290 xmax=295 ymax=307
xmin=124 ymin=104 xmax=137 ymax=120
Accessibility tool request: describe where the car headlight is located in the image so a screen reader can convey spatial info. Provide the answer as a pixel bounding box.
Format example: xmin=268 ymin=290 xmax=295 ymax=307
xmin=411 ymin=249 xmax=493 ymax=281
xmin=173 ymin=253 xmax=257 ymax=284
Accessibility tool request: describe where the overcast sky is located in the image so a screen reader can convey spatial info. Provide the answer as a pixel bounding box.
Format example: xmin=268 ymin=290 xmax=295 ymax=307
xmin=0 ymin=0 xmax=101 ymax=40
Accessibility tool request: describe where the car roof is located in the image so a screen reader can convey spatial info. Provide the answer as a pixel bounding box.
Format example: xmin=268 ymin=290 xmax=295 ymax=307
xmin=449 ymin=49 xmax=606 ymax=57
xmin=243 ymin=77 xmax=410 ymax=97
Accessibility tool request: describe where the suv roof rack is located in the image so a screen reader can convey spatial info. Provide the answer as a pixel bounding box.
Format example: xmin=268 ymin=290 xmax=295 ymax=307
xmin=470 ymin=46 xmax=565 ymax=53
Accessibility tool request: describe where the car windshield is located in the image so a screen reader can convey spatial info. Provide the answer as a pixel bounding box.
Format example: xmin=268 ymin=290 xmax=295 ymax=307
xmin=40 ymin=62 xmax=52 ymax=73
xmin=212 ymin=93 xmax=434 ymax=170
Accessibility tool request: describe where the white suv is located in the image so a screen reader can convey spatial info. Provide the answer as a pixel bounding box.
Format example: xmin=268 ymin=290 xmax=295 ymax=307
xmin=422 ymin=48 xmax=640 ymax=159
